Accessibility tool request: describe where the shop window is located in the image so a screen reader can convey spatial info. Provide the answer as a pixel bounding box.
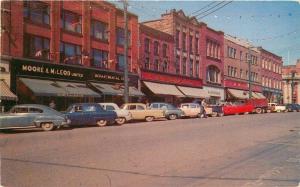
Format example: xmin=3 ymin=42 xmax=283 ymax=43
xmin=61 ymin=10 xmax=82 ymax=33
xmin=91 ymin=20 xmax=108 ymax=42
xmin=162 ymin=43 xmax=167 ymax=57
xmin=91 ymin=49 xmax=108 ymax=69
xmin=24 ymin=1 xmax=50 ymax=25
xmin=206 ymin=65 xmax=220 ymax=84
xmin=60 ymin=42 xmax=82 ymax=65
xmin=24 ymin=34 xmax=50 ymax=60
xmin=116 ymin=27 xmax=131 ymax=46
xmin=144 ymin=38 xmax=150 ymax=53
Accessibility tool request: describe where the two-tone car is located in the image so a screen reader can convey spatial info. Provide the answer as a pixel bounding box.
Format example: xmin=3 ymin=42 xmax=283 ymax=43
xmin=65 ymin=103 xmax=117 ymax=127
xmin=149 ymin=102 xmax=184 ymax=120
xmin=99 ymin=103 xmax=132 ymax=125
xmin=0 ymin=104 xmax=70 ymax=131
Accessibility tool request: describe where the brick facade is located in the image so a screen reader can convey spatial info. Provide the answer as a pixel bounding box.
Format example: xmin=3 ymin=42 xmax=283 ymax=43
xmin=282 ymin=60 xmax=300 ymax=104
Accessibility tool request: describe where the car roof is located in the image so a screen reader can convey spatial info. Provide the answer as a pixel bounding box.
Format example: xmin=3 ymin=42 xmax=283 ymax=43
xmin=99 ymin=103 xmax=116 ymax=105
xmin=181 ymin=103 xmax=198 ymax=105
xmin=124 ymin=103 xmax=145 ymax=105
xmin=151 ymin=102 xmax=170 ymax=105
xmin=13 ymin=104 xmax=50 ymax=108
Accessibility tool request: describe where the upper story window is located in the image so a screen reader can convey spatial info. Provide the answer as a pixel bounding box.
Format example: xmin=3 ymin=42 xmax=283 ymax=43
xmin=91 ymin=20 xmax=108 ymax=41
xmin=182 ymin=32 xmax=187 ymax=51
xmin=176 ymin=30 xmax=180 ymax=49
xmin=60 ymin=42 xmax=82 ymax=65
xmin=91 ymin=49 xmax=108 ymax=69
xmin=144 ymin=57 xmax=150 ymax=70
xmin=116 ymin=28 xmax=131 ymax=46
xmin=195 ymin=37 xmax=199 ymax=54
xmin=144 ymin=38 xmax=150 ymax=53
xmin=182 ymin=57 xmax=187 ymax=75
xmin=175 ymin=56 xmax=180 ymax=74
xmin=207 ymin=40 xmax=221 ymax=60
xmin=24 ymin=34 xmax=50 ymax=60
xmin=24 ymin=1 xmax=50 ymax=25
xmin=190 ymin=59 xmax=193 ymax=77
xmin=227 ymin=46 xmax=236 ymax=59
xmin=162 ymin=43 xmax=168 ymax=57
xmin=195 ymin=61 xmax=199 ymax=77
xmin=240 ymin=51 xmax=243 ymax=61
xmin=154 ymin=41 xmax=159 ymax=55
xmin=61 ymin=10 xmax=82 ymax=34
xmin=189 ymin=35 xmax=193 ymax=53
xmin=162 ymin=60 xmax=168 ymax=73
xmin=154 ymin=59 xmax=159 ymax=71
xmin=207 ymin=65 xmax=221 ymax=84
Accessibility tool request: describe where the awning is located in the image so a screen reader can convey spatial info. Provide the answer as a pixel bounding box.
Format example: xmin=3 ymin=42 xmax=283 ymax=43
xmin=20 ymin=78 xmax=100 ymax=97
xmin=0 ymin=80 xmax=17 ymax=101
xmin=177 ymin=86 xmax=209 ymax=98
xmin=253 ymin=92 xmax=266 ymax=99
xmin=227 ymin=88 xmax=249 ymax=99
xmin=90 ymin=82 xmax=144 ymax=97
xmin=143 ymin=81 xmax=184 ymax=97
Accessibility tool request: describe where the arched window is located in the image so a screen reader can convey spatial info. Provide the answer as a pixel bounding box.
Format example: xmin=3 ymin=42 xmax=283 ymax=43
xmin=206 ymin=65 xmax=220 ymax=84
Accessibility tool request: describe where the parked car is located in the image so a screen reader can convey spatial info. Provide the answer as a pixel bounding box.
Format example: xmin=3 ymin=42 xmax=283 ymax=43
xmin=121 ymin=103 xmax=165 ymax=122
xmin=0 ymin=104 xmax=70 ymax=131
xmin=149 ymin=102 xmax=184 ymax=120
xmin=222 ymin=102 xmax=254 ymax=116
xmin=65 ymin=103 xmax=117 ymax=127
xmin=267 ymin=103 xmax=287 ymax=113
xmin=99 ymin=103 xmax=132 ymax=125
xmin=204 ymin=105 xmax=224 ymax=117
xmin=286 ymin=103 xmax=300 ymax=112
xmin=179 ymin=103 xmax=205 ymax=118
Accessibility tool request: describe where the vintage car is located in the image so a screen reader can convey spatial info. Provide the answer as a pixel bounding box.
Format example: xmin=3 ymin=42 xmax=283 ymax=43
xmin=149 ymin=102 xmax=184 ymax=120
xmin=65 ymin=103 xmax=117 ymax=127
xmin=286 ymin=103 xmax=300 ymax=112
xmin=99 ymin=103 xmax=132 ymax=125
xmin=267 ymin=103 xmax=287 ymax=113
xmin=121 ymin=103 xmax=165 ymax=122
xmin=179 ymin=103 xmax=205 ymax=118
xmin=204 ymin=105 xmax=224 ymax=117
xmin=0 ymin=104 xmax=70 ymax=131
xmin=222 ymin=102 xmax=254 ymax=115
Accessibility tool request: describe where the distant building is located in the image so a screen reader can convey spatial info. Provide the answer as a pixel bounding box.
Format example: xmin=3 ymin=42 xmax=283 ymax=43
xmin=224 ymin=35 xmax=263 ymax=100
xmin=143 ymin=9 xmax=224 ymax=104
xmin=282 ymin=59 xmax=300 ymax=104
xmin=257 ymin=47 xmax=283 ymax=103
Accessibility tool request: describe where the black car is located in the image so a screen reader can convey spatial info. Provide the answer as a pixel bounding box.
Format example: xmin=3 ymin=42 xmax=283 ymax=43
xmin=285 ymin=104 xmax=300 ymax=112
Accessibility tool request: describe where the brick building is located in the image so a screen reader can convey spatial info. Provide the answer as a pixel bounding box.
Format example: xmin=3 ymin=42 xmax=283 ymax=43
xmin=282 ymin=59 xmax=300 ymax=104
xmin=224 ymin=35 xmax=264 ymax=100
xmin=257 ymin=47 xmax=283 ymax=102
xmin=0 ymin=1 xmax=143 ymax=110
xmin=142 ymin=9 xmax=224 ymax=104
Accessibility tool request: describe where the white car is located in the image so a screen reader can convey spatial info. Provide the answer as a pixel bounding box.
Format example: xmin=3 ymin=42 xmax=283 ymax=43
xmin=267 ymin=103 xmax=287 ymax=113
xmin=99 ymin=103 xmax=132 ymax=125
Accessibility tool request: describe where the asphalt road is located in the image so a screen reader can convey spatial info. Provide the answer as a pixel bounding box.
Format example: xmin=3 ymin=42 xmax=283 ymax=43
xmin=1 ymin=112 xmax=300 ymax=187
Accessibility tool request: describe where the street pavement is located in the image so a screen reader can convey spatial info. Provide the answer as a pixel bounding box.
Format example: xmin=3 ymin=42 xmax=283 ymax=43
xmin=0 ymin=112 xmax=300 ymax=187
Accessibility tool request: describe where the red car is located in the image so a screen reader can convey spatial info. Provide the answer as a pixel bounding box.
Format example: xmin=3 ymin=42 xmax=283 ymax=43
xmin=222 ymin=102 xmax=254 ymax=115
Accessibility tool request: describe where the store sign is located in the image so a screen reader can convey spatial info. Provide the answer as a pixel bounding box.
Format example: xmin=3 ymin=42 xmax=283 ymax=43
xmin=224 ymin=79 xmax=262 ymax=92
xmin=11 ymin=59 xmax=137 ymax=84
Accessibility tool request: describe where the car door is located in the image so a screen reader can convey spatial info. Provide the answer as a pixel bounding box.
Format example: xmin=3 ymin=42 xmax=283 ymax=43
xmin=127 ymin=105 xmax=138 ymax=119
xmin=28 ymin=107 xmax=44 ymax=125
xmin=69 ymin=105 xmax=84 ymax=126
xmin=4 ymin=107 xmax=31 ymax=128
xmin=83 ymin=105 xmax=96 ymax=125
xmin=190 ymin=104 xmax=199 ymax=116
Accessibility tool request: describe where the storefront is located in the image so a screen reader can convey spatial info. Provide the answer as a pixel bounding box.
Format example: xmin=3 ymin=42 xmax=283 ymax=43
xmin=263 ymin=87 xmax=282 ymax=103
xmin=141 ymin=70 xmax=206 ymax=105
xmin=203 ymin=86 xmax=224 ymax=104
xmin=10 ymin=58 xmax=143 ymax=110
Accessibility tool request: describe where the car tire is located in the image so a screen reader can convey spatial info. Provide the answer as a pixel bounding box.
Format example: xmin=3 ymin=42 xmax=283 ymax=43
xmin=217 ymin=112 xmax=224 ymax=117
xmin=96 ymin=120 xmax=107 ymax=127
xmin=145 ymin=116 xmax=154 ymax=122
xmin=41 ymin=122 xmax=54 ymax=131
xmin=116 ymin=118 xmax=126 ymax=125
xmin=255 ymin=108 xmax=262 ymax=114
xmin=244 ymin=112 xmax=249 ymax=115
xmin=168 ymin=114 xmax=177 ymax=120
xmin=197 ymin=113 xmax=204 ymax=118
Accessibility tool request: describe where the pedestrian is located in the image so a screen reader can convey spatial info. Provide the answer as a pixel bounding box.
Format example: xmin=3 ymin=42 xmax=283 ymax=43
xmin=201 ymin=99 xmax=208 ymax=118
xmin=49 ymin=100 xmax=56 ymax=109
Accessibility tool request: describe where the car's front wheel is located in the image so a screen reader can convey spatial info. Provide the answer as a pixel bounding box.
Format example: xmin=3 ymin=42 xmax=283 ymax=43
xmin=145 ymin=116 xmax=154 ymax=122
xmin=116 ymin=118 xmax=126 ymax=125
xmin=96 ymin=120 xmax=107 ymax=127
xmin=41 ymin=122 xmax=54 ymax=131
xmin=168 ymin=114 xmax=177 ymax=120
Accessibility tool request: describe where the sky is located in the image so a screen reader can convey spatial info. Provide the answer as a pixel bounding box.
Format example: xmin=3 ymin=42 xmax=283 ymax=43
xmin=112 ymin=1 xmax=300 ymax=66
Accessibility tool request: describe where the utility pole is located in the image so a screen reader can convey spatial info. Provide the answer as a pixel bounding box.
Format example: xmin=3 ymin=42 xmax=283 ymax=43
xmin=291 ymin=71 xmax=296 ymax=104
xmin=248 ymin=47 xmax=252 ymax=99
xmin=123 ymin=0 xmax=129 ymax=103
